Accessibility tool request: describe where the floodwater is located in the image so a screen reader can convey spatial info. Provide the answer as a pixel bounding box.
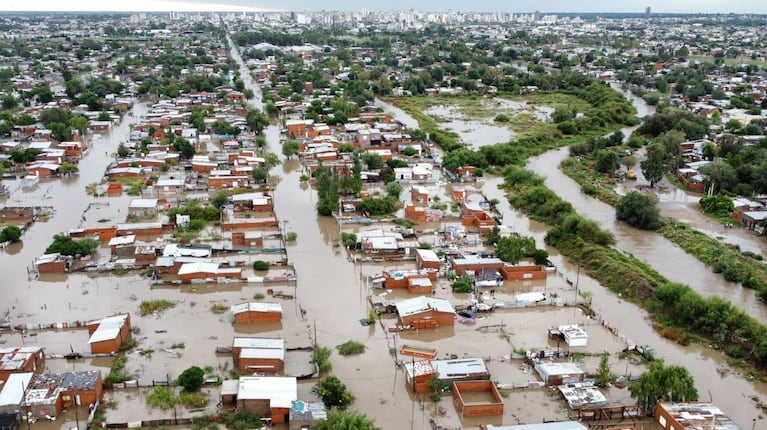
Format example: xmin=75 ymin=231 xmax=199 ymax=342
xmin=0 ymin=42 xmax=760 ymax=430
xmin=423 ymin=105 xmax=515 ymax=149
xmin=375 ymin=81 xmax=767 ymax=428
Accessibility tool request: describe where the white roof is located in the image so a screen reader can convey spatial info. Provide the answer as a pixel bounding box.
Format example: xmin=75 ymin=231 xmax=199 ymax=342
xmin=409 ymin=277 xmax=432 ymax=287
xmin=396 ymin=296 xmax=455 ymax=317
xmin=108 ymin=235 xmax=136 ymax=246
xmin=88 ymin=314 xmax=129 ymax=344
xmin=230 ymin=302 xmax=283 ymax=315
xmin=415 ymin=248 xmax=440 ymax=262
xmin=240 ymin=348 xmax=285 ymax=360
xmin=232 ymin=192 xmax=267 ymax=201
xmin=364 ymin=236 xmax=398 ymax=250
xmin=431 ymin=357 xmax=488 ymax=380
xmin=178 ymin=262 xmax=219 ymax=275
xmin=129 ymin=199 xmax=158 ymax=209
xmin=233 ymin=337 xmax=284 ymax=349
xmin=744 ymin=211 xmax=767 ymax=221
xmin=237 ymin=377 xmax=297 ymax=408
xmin=0 ymin=372 xmax=33 ymax=406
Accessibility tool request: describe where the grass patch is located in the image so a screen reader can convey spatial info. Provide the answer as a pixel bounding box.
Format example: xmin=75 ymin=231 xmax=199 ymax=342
xmin=179 ymin=391 xmax=208 ymax=409
xmin=336 ymin=340 xmax=366 ymax=356
xmin=113 ymin=176 xmax=144 ymax=196
xmin=140 ymin=299 xmax=175 ymax=316
xmin=105 ymin=355 xmax=130 ymax=386
xmin=210 ymin=303 xmax=227 ymax=314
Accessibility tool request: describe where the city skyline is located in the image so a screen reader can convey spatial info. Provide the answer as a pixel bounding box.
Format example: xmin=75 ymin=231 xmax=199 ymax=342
xmin=1 ymin=0 xmax=766 ymax=14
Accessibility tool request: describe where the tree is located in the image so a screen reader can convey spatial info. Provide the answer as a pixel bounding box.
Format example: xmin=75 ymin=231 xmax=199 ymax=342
xmin=312 ymin=376 xmax=353 ymax=409
xmin=59 ymin=162 xmax=79 ymax=175
xmin=629 ymin=360 xmax=698 ymax=414
xmin=2 ymin=95 xmax=17 ymax=110
xmin=495 ymin=235 xmax=536 ymax=264
xmin=252 ymin=166 xmax=267 ymax=183
xmin=211 ymin=191 xmax=229 ymax=209
xmin=362 ymin=152 xmax=383 ymax=170
xmin=313 ymin=410 xmax=378 ymax=430
xmin=45 ymin=235 xmax=98 ymax=256
xmin=177 ymin=366 xmax=204 ymax=392
xmin=282 ymin=140 xmax=300 ymax=159
xmin=117 ymin=143 xmax=130 ymax=158
xmin=0 ymin=226 xmax=22 ymax=243
xmin=640 ymin=143 xmax=668 ymax=187
xmin=386 ymin=181 xmax=403 ymax=199
xmin=700 ymin=161 xmax=737 ymax=195
xmin=246 ymin=108 xmax=269 ymax=134
xmin=656 ymin=130 xmax=685 ymax=171
xmin=264 ymin=153 xmax=280 ymax=172
xmin=616 ymin=191 xmax=661 ymax=230
xmin=597 ymin=354 xmax=611 ymax=388
xmin=595 ymin=150 xmax=619 ymax=174
xmin=620 ymin=155 xmax=637 ymax=170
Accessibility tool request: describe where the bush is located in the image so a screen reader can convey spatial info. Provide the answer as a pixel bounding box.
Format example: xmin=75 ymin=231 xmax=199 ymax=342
xmin=311 ymin=345 xmax=332 ymax=373
xmin=253 ymin=260 xmax=269 ymax=271
xmin=286 ymin=231 xmax=298 ymax=242
xmin=0 ymin=226 xmax=22 ymax=243
xmin=337 ymin=340 xmax=366 ymax=356
xmin=452 ymin=279 xmax=472 ymax=293
xmin=146 ymin=386 xmax=177 ymax=410
xmin=494 ymin=114 xmax=510 ymax=123
xmin=358 ymin=196 xmax=398 ymax=216
xmin=178 ymin=391 xmax=208 ymax=408
xmin=616 ymin=192 xmax=661 ymax=230
xmin=177 ymin=366 xmax=205 ymax=392
xmin=139 ymin=299 xmax=175 ymax=316
xmin=312 ymin=376 xmax=353 ymax=408
xmin=45 ymin=235 xmax=99 ymax=256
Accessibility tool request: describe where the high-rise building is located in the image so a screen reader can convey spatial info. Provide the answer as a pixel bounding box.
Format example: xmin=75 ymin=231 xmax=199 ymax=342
xmin=533 ymin=10 xmax=541 ymax=22
xmin=645 ymin=6 xmax=651 ymax=19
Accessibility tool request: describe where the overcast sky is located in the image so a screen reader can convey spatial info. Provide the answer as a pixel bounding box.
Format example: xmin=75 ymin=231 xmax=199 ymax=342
xmin=2 ymin=0 xmax=765 ymax=14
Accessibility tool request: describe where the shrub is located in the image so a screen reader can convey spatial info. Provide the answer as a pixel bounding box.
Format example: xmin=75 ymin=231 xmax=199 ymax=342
xmin=139 ymin=299 xmax=175 ymax=316
xmin=178 ymin=391 xmax=208 ymax=408
xmin=311 ymin=345 xmax=332 ymax=373
xmin=337 ymin=340 xmax=366 ymax=356
xmin=146 ymin=386 xmax=177 ymax=410
xmin=0 ymin=226 xmax=22 ymax=243
xmin=177 ymin=366 xmax=205 ymax=392
xmin=253 ymin=260 xmax=269 ymax=271
xmin=285 ymin=231 xmax=297 ymax=242
xmin=312 ymin=376 xmax=353 ymax=408
xmin=452 ymin=279 xmax=472 ymax=293
xmin=211 ymin=303 xmax=227 ymax=314
xmin=616 ymin=192 xmax=661 ymax=230
xmin=494 ymin=114 xmax=510 ymax=123
xmin=341 ymin=233 xmax=357 ymax=248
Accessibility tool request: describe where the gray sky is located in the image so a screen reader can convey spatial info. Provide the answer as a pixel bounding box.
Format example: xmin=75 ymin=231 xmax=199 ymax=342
xmin=4 ymin=0 xmax=766 ymax=13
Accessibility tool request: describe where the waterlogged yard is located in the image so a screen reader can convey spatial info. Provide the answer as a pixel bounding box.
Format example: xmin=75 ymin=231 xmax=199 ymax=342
xmin=389 ymin=93 xmax=597 ymax=148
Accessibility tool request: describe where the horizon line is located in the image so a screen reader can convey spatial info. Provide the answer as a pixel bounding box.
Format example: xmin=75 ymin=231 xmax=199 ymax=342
xmin=1 ymin=10 xmax=766 ymax=15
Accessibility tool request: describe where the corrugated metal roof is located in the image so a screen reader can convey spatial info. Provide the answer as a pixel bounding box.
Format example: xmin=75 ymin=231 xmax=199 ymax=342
xmin=88 ymin=314 xmax=129 ymax=344
xmin=0 ymin=372 xmax=33 ymax=406
xmin=237 ymin=377 xmax=297 ymax=408
xmin=230 ymin=302 xmax=282 ymax=315
xmin=240 ymin=348 xmax=285 ymax=360
xmin=395 ymin=296 xmax=454 ymax=317
xmin=233 ymin=338 xmax=284 ymax=349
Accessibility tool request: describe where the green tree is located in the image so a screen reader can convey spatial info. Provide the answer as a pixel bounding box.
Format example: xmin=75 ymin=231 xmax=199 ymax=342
xmin=629 ymin=360 xmax=698 ymax=414
xmin=264 ymin=152 xmax=280 ymax=172
xmin=640 ymin=143 xmax=668 ymax=187
xmin=2 ymin=95 xmax=17 ymax=110
xmin=177 ymin=366 xmax=204 ymax=392
xmin=595 ymin=150 xmax=619 ymax=174
xmin=597 ymin=354 xmax=611 ymax=388
xmin=362 ymin=152 xmax=383 ymax=170
xmin=39 ymin=108 xmax=72 ymax=127
xmin=656 ymin=130 xmax=685 ymax=171
xmin=246 ymin=108 xmax=269 ymax=134
xmin=252 ymin=166 xmax=267 ymax=183
xmin=312 ymin=376 xmax=353 ymax=409
xmin=386 ymin=181 xmax=403 ymax=199
xmin=700 ymin=161 xmax=738 ymax=195
xmin=117 ymin=143 xmax=130 ymax=158
xmin=282 ymin=140 xmax=300 ymax=159
xmin=311 ymin=345 xmax=332 ymax=373
xmin=0 ymin=226 xmax=22 ymax=243
xmin=45 ymin=235 xmax=98 ymax=256
xmin=495 ymin=235 xmax=536 ymax=263
xmin=59 ymin=162 xmax=79 ymax=175
xmin=211 ymin=191 xmax=229 ymax=209
xmin=313 ymin=410 xmax=379 ymax=430
xmin=616 ymin=191 xmax=661 ymax=230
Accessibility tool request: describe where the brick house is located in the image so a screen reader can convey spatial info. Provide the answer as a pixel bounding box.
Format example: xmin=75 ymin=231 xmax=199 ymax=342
xmin=230 ymin=302 xmax=283 ymax=324
xmin=87 ymin=314 xmax=132 ymax=354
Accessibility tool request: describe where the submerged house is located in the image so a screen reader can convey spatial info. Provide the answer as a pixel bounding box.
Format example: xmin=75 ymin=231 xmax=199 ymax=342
xmin=221 ymin=377 xmax=297 ymax=425
xmin=395 ymin=296 xmax=455 ymax=328
xmin=87 ymin=314 xmax=132 ymax=354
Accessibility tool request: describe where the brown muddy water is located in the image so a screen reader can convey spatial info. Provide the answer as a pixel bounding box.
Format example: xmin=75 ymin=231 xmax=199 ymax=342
xmin=0 ymin=51 xmax=758 ymax=430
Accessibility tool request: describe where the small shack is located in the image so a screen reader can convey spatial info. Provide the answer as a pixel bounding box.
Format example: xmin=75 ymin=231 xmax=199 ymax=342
xmin=87 ymin=314 xmax=132 ymax=354
xmin=558 ymin=382 xmax=607 ymax=409
xmin=534 ymin=362 xmax=585 ymax=386
xmin=0 ymin=372 xmax=33 ymax=427
xmin=404 ymin=360 xmax=436 ymax=393
xmin=231 ymin=302 xmax=283 ymax=324
xmin=395 ymin=296 xmax=455 ymax=328
xmin=232 ymin=337 xmax=285 ymax=373
xmin=289 ymin=401 xmax=327 ymax=430
xmin=226 ymin=376 xmax=297 ymax=425
xmin=0 ymin=347 xmax=44 ymax=382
